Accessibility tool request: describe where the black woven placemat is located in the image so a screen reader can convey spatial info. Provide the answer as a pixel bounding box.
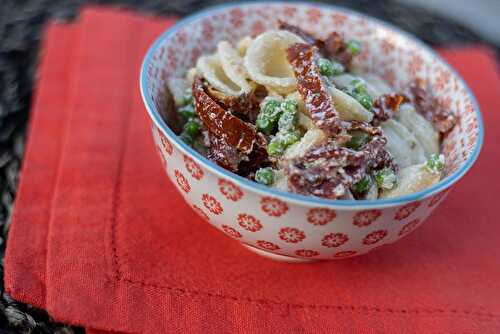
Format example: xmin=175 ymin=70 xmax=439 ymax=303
xmin=0 ymin=0 xmax=494 ymax=333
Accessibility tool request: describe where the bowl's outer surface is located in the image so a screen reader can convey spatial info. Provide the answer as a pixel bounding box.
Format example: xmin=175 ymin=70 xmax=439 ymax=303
xmin=142 ymin=2 xmax=483 ymax=260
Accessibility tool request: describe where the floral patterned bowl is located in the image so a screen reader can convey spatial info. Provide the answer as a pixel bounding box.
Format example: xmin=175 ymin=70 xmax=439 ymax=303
xmin=140 ymin=2 xmax=483 ymax=262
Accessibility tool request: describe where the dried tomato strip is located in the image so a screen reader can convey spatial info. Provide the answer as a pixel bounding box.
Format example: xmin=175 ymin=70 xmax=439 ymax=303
xmin=287 ymin=43 xmax=341 ymax=135
xmin=193 ymin=76 xmax=257 ymax=154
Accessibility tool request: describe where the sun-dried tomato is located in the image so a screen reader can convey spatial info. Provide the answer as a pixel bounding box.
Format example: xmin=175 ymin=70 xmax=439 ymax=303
xmin=287 ymin=43 xmax=342 ymax=135
xmin=409 ymin=79 xmax=456 ymax=133
xmin=206 ymin=85 xmax=266 ymax=124
xmin=371 ymin=93 xmax=405 ymax=125
xmin=193 ymin=76 xmax=259 ymax=153
xmin=278 ymin=21 xmax=353 ymax=68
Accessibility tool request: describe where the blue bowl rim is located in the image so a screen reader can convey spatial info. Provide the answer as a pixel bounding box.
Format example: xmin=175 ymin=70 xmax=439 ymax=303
xmin=139 ymin=1 xmax=484 ymax=209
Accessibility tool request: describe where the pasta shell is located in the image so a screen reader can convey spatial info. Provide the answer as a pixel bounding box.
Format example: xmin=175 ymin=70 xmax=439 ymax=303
xmin=196 ymin=55 xmax=242 ymax=96
xmin=236 ymin=36 xmax=253 ymax=56
xmin=380 ymin=163 xmax=441 ymax=198
xmin=381 ymin=119 xmax=426 ymax=168
xmin=331 ymin=73 xmax=385 ymax=99
xmin=357 ymin=73 xmax=393 ymax=96
xmin=217 ymin=41 xmax=252 ymax=93
xmin=330 ymin=73 xmax=357 ymax=89
xmin=283 ymin=128 xmax=327 ymax=160
xmin=244 ymin=30 xmax=304 ymax=94
xmin=329 ymin=87 xmax=373 ymax=122
xmin=272 ymin=169 xmax=289 ymax=192
xmin=396 ymin=104 xmax=440 ymax=157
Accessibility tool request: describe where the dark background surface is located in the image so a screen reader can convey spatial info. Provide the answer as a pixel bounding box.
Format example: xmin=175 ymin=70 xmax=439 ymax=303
xmin=0 ymin=0 xmax=496 ymax=333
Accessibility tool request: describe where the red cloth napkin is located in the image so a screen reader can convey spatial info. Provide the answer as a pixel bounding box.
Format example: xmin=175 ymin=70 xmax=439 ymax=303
xmin=5 ymin=6 xmax=500 ymax=334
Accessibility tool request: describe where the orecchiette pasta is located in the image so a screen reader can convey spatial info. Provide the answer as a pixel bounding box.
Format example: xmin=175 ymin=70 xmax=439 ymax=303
xmin=381 ymin=119 xmax=426 ymax=168
xmin=244 ymin=30 xmax=304 ymax=94
xmin=380 ymin=162 xmax=442 ymax=198
xmin=329 ymin=86 xmax=373 ymax=122
xmin=169 ymin=22 xmax=456 ymax=200
xmin=396 ymin=104 xmax=440 ymax=157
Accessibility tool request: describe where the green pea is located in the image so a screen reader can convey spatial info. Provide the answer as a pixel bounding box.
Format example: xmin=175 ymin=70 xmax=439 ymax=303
xmin=351 ymin=79 xmax=367 ymax=94
xmin=352 ymin=175 xmax=372 ymax=194
xmin=179 ymin=104 xmax=196 ymax=122
xmin=255 ymin=167 xmax=274 ymax=185
xmin=183 ymin=119 xmax=200 ymax=137
xmin=262 ymin=99 xmax=282 ymax=118
xmin=346 ymin=39 xmax=362 ymax=55
xmin=267 ymin=137 xmax=286 ymax=156
xmin=256 ymin=115 xmax=274 ymax=135
xmin=280 ymin=99 xmax=298 ymax=114
xmin=357 ymin=93 xmax=373 ymax=110
xmin=278 ymin=109 xmax=297 ymax=132
xmin=345 ymin=131 xmax=370 ymax=150
xmin=331 ymin=60 xmax=345 ymax=75
xmin=343 ymin=80 xmax=373 ymax=110
xmin=374 ymin=168 xmax=397 ymax=190
xmin=426 ymin=154 xmax=445 ymax=173
xmin=317 ymin=58 xmax=335 ymax=77
xmin=279 ymin=130 xmax=302 ymax=146
xmin=256 ymin=99 xmax=282 ymax=135
xmin=317 ymin=58 xmax=345 ymax=77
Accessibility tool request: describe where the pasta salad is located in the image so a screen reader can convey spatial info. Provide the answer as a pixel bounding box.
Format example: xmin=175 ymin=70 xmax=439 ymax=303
xmin=164 ymin=22 xmax=456 ymax=200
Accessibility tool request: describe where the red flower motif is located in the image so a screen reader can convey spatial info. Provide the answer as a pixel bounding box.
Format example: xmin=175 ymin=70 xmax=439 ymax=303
xmin=261 ymin=197 xmax=288 ymax=217
xmin=407 ymin=54 xmax=423 ymax=76
xmin=307 ymin=8 xmax=323 ymax=22
xmin=256 ymin=240 xmax=280 ymax=251
xmin=333 ymin=250 xmax=357 ymax=258
xmin=251 ymin=20 xmax=265 ymax=36
xmin=438 ymin=96 xmax=452 ymax=110
xmin=176 ymin=30 xmax=187 ymax=46
xmin=201 ymin=19 xmax=214 ymax=41
xmin=428 ymin=191 xmax=447 ymax=208
xmin=237 ymin=213 xmax=262 ymax=232
xmin=190 ymin=47 xmax=202 ymax=66
xmin=321 ymin=233 xmax=349 ymax=248
xmin=279 ymin=227 xmax=305 ymax=244
xmin=306 ymin=208 xmax=336 ymax=226
xmin=398 ymin=219 xmax=421 ymax=236
xmin=381 ymin=39 xmax=395 ymax=55
xmin=184 ymin=155 xmax=204 ymax=180
xmin=362 ymin=230 xmax=388 ymax=245
xmin=221 ymin=225 xmax=242 ymax=238
xmin=229 ymin=8 xmax=244 ymax=28
xmin=295 ymin=249 xmax=320 ymax=258
xmin=157 ymin=128 xmax=173 ymax=155
xmin=192 ymin=204 xmax=210 ymax=221
xmin=283 ymin=5 xmax=297 ymax=17
xmin=218 ymin=179 xmax=243 ymax=201
xmin=382 ymin=68 xmax=396 ymax=87
xmin=202 ymin=194 xmax=223 ymax=215
xmin=434 ymin=69 xmax=451 ymax=91
xmin=353 ymin=210 xmax=382 ymax=227
xmin=167 ymin=47 xmax=177 ymax=68
xmin=174 ymin=170 xmax=190 ymax=193
xmin=331 ymin=13 xmax=347 ymax=27
xmin=394 ymin=202 xmax=421 ymax=221
xmin=155 ymin=144 xmax=167 ymax=167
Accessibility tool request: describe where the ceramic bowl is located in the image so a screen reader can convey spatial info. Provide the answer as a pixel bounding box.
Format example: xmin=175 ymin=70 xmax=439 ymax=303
xmin=140 ymin=2 xmax=483 ymax=262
